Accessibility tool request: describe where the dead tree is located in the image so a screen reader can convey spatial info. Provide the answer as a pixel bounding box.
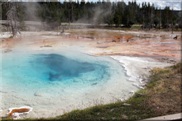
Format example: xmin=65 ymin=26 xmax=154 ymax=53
xmin=6 ymin=3 xmax=20 ymax=37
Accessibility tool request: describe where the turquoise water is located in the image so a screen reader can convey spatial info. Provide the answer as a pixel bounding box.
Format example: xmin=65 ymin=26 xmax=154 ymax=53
xmin=1 ymin=51 xmax=127 ymax=95
xmin=1 ymin=53 xmax=109 ymax=87
xmin=0 ymin=51 xmax=133 ymax=117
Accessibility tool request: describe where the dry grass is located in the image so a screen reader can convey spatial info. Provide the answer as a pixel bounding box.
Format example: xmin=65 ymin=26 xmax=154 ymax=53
xmin=146 ymin=63 xmax=181 ymax=116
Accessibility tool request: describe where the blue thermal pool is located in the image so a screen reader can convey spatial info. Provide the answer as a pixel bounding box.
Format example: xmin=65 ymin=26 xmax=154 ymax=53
xmin=0 ymin=51 xmax=136 ymax=118
xmin=1 ymin=52 xmax=114 ymax=90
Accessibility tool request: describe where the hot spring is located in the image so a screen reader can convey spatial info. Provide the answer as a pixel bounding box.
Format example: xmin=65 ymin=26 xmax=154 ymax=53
xmin=0 ymin=50 xmax=138 ymax=118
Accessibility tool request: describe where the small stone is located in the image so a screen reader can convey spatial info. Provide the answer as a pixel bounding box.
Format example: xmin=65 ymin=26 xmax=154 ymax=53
xmin=122 ymin=103 xmax=131 ymax=106
xmin=101 ymin=117 xmax=106 ymax=120
xmin=112 ymin=117 xmax=116 ymax=120
xmin=112 ymin=40 xmax=116 ymax=42
xmin=122 ymin=114 xmax=128 ymax=119
xmin=34 ymin=92 xmax=42 ymax=97
xmin=110 ymin=109 xmax=114 ymax=112
xmin=91 ymin=83 xmax=97 ymax=86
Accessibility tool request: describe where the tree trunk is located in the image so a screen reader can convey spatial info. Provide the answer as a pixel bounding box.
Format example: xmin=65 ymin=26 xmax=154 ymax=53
xmin=6 ymin=3 xmax=20 ymax=37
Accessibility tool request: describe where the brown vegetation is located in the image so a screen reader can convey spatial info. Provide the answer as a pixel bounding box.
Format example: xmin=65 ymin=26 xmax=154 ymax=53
xmin=146 ymin=63 xmax=181 ymax=116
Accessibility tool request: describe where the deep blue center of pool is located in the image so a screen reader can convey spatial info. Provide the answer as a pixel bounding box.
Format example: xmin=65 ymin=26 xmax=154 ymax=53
xmin=32 ymin=54 xmax=107 ymax=82
xmin=2 ymin=53 xmax=109 ymax=86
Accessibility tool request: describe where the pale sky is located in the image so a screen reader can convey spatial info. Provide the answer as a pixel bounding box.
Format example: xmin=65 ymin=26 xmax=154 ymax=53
xmin=122 ymin=0 xmax=181 ymax=10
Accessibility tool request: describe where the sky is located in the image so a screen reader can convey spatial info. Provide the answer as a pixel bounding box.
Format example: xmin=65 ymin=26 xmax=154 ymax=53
xmin=120 ymin=0 xmax=181 ymax=10
xmin=6 ymin=0 xmax=182 ymax=10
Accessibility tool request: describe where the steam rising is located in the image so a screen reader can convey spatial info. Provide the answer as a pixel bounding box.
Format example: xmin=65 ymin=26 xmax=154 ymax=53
xmin=23 ymin=2 xmax=40 ymax=21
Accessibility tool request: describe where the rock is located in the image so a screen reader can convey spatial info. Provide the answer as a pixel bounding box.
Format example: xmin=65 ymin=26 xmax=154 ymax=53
xmin=34 ymin=92 xmax=42 ymax=97
xmin=173 ymin=35 xmax=178 ymax=39
xmin=97 ymin=112 xmax=100 ymax=115
xmin=110 ymin=109 xmax=114 ymax=112
xmin=101 ymin=117 xmax=106 ymax=120
xmin=112 ymin=40 xmax=116 ymax=42
xmin=91 ymin=83 xmax=97 ymax=86
xmin=121 ymin=114 xmax=128 ymax=119
xmin=112 ymin=117 xmax=116 ymax=120
xmin=129 ymin=91 xmax=135 ymax=95
xmin=122 ymin=103 xmax=131 ymax=106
